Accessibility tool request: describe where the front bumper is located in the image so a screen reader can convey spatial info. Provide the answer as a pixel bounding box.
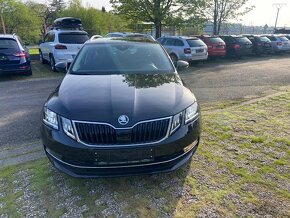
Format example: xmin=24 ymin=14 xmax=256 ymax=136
xmin=41 ymin=117 xmax=201 ymax=178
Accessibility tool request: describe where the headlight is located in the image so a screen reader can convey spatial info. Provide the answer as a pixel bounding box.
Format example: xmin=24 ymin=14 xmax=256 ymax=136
xmin=43 ymin=107 xmax=59 ymax=130
xmin=61 ymin=117 xmax=76 ymax=139
xmin=185 ymin=102 xmax=198 ymax=124
xmin=170 ymin=112 xmax=183 ymax=135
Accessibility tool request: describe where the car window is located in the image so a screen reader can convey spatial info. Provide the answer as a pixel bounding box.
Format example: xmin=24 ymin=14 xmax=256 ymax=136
xmin=186 ymin=39 xmax=205 ymax=47
xmin=235 ymin=37 xmax=251 ymax=43
xmin=258 ymin=37 xmax=271 ymax=42
xmin=225 ymin=37 xmax=235 ymax=43
xmin=162 ymin=38 xmax=175 ymax=46
xmin=247 ymin=36 xmax=255 ymax=41
xmin=44 ymin=33 xmax=55 ymax=42
xmin=58 ymin=33 xmax=89 ymax=44
xmin=0 ymin=38 xmax=19 ymax=49
xmin=71 ymin=42 xmax=174 ymax=74
xmin=208 ymin=37 xmax=224 ymax=43
xmin=279 ymin=36 xmax=289 ymax=41
xmin=174 ymin=39 xmax=184 ymax=46
xmin=267 ymin=36 xmax=277 ymax=41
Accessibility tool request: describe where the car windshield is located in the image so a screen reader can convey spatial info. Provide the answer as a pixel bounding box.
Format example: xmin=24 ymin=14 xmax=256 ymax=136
xmin=236 ymin=37 xmax=251 ymax=43
xmin=59 ymin=33 xmax=89 ymax=44
xmin=0 ymin=38 xmax=19 ymax=49
xmin=70 ymin=41 xmax=175 ymax=75
xmin=208 ymin=37 xmax=224 ymax=43
xmin=258 ymin=37 xmax=271 ymax=42
xmin=186 ymin=39 xmax=205 ymax=47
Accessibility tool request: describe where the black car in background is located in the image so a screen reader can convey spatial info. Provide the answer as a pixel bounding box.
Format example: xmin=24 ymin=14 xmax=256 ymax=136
xmin=0 ymin=34 xmax=31 ymax=76
xmin=220 ymin=35 xmax=253 ymax=57
xmin=41 ymin=38 xmax=201 ymax=178
xmin=243 ymin=35 xmax=272 ymax=54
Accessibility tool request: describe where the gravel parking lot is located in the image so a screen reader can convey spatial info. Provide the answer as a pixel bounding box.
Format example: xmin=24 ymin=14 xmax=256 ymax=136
xmin=0 ymin=54 xmax=290 ymax=148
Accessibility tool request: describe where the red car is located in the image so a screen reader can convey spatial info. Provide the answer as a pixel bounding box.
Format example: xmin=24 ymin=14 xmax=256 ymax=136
xmin=198 ymin=35 xmax=226 ymax=58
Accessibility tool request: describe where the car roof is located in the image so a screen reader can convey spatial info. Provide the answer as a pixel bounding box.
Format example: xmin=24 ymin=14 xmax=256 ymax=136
xmin=0 ymin=34 xmax=18 ymax=39
xmin=221 ymin=35 xmax=246 ymax=38
xmin=159 ymin=35 xmax=199 ymax=40
xmin=49 ymin=29 xmax=88 ymax=34
xmin=85 ymin=37 xmax=158 ymax=45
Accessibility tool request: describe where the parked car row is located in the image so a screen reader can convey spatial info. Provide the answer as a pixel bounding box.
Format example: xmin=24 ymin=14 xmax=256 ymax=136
xmin=157 ymin=34 xmax=290 ymax=63
xmin=36 ymin=16 xmax=290 ymax=73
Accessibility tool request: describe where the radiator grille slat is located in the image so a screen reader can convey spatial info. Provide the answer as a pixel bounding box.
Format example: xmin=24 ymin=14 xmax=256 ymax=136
xmin=74 ymin=118 xmax=170 ymax=145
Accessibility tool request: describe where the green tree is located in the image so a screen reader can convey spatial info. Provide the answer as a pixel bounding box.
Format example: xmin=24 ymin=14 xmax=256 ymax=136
xmin=0 ymin=0 xmax=40 ymax=43
xmin=61 ymin=0 xmax=130 ymax=36
xmin=110 ymin=0 xmax=207 ymax=38
xmin=207 ymin=0 xmax=254 ymax=35
xmin=27 ymin=0 xmax=66 ymax=40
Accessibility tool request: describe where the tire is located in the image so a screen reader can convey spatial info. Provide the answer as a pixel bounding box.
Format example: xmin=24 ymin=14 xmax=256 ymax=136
xmin=50 ymin=55 xmax=57 ymax=72
xmin=39 ymin=51 xmax=47 ymax=64
xmin=169 ymin=54 xmax=178 ymax=65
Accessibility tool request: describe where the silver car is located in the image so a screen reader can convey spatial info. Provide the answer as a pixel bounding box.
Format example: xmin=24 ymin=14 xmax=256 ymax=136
xmin=157 ymin=36 xmax=208 ymax=63
xmin=264 ymin=35 xmax=290 ymax=52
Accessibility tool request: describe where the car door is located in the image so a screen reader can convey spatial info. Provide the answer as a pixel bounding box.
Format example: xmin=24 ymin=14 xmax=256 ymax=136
xmin=173 ymin=39 xmax=185 ymax=58
xmin=41 ymin=32 xmax=55 ymax=61
xmin=161 ymin=38 xmax=176 ymax=55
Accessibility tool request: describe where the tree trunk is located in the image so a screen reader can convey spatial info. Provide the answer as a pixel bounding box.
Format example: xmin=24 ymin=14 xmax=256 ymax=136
xmin=217 ymin=22 xmax=221 ymax=35
xmin=213 ymin=0 xmax=218 ymax=35
xmin=155 ymin=22 xmax=162 ymax=39
xmin=1 ymin=14 xmax=6 ymax=34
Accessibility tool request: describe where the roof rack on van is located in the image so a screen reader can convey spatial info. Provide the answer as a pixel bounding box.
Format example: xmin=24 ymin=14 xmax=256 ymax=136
xmin=50 ymin=17 xmax=84 ymax=31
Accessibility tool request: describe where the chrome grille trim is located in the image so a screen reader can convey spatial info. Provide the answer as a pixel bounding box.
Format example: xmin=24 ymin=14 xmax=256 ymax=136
xmin=72 ymin=117 xmax=172 ymax=148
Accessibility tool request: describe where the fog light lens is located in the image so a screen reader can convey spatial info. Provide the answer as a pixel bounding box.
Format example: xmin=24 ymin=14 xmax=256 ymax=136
xmin=184 ymin=140 xmax=198 ymax=153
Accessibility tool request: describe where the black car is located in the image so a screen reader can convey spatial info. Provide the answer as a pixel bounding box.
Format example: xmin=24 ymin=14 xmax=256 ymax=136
xmin=220 ymin=35 xmax=253 ymax=57
xmin=41 ymin=38 xmax=201 ymax=178
xmin=0 ymin=34 xmax=32 ymax=76
xmin=243 ymin=35 xmax=272 ymax=54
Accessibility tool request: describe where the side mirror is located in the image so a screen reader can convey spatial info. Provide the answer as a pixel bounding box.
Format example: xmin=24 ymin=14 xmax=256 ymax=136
xmin=176 ymin=60 xmax=189 ymax=71
xmin=55 ymin=62 xmax=67 ymax=73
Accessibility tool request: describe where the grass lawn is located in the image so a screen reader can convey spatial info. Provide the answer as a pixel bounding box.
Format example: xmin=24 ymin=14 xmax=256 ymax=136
xmin=0 ymin=60 xmax=64 ymax=82
xmin=0 ymin=92 xmax=289 ymax=217
xmin=28 ymin=48 xmax=39 ymax=55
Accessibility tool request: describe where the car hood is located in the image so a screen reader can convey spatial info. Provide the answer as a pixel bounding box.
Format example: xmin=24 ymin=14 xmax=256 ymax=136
xmin=48 ymin=73 xmax=196 ymax=128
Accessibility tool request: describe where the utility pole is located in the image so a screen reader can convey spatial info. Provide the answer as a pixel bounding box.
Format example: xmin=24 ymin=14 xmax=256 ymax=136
xmin=273 ymin=3 xmax=287 ymax=30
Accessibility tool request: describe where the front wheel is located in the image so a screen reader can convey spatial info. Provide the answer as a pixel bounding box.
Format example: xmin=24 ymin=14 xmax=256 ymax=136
xmin=39 ymin=51 xmax=47 ymax=64
xmin=50 ymin=55 xmax=57 ymax=72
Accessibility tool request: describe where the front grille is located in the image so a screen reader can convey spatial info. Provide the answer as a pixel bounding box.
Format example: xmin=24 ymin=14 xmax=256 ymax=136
xmin=75 ymin=123 xmax=117 ymax=144
xmin=74 ymin=118 xmax=170 ymax=145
